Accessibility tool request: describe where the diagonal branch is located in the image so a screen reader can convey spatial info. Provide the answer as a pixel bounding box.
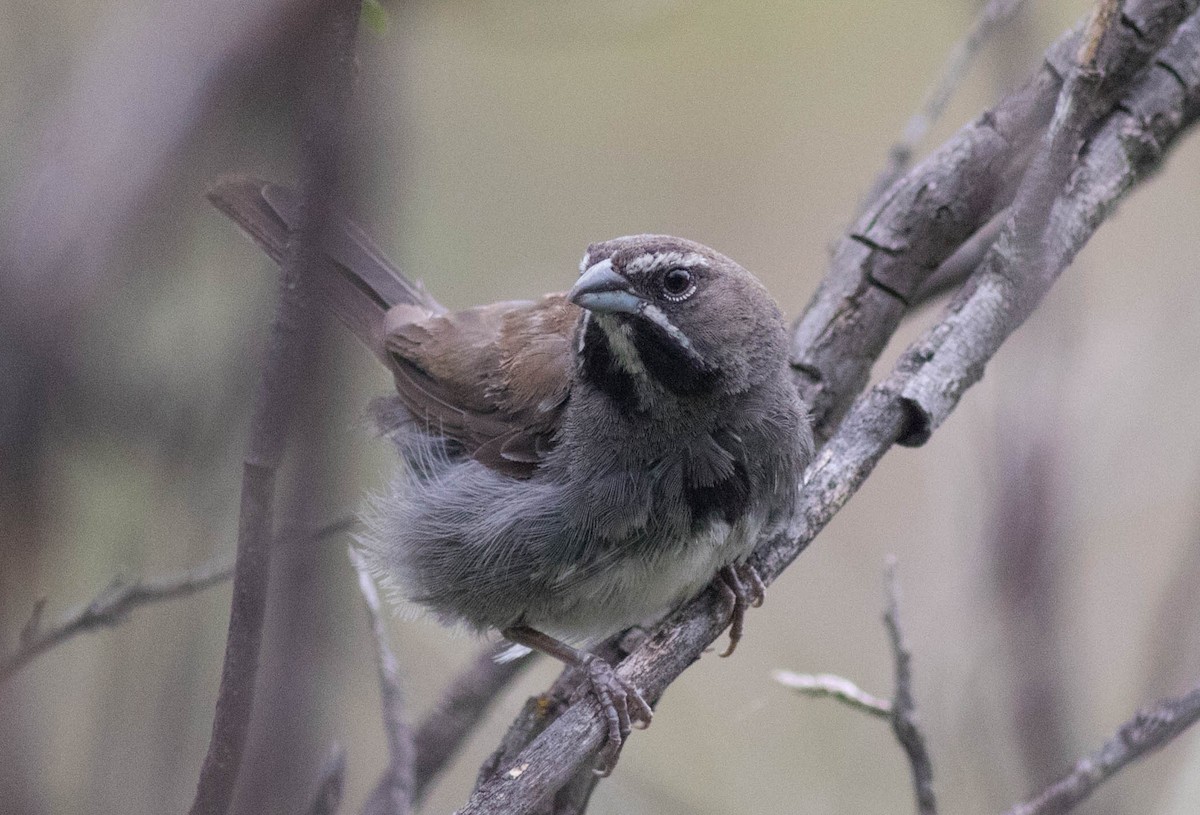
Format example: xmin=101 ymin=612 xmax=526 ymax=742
xmin=411 ymin=644 xmax=534 ymax=805
xmin=460 ymin=5 xmax=1200 ymax=811
xmin=791 ymin=0 xmax=1196 ymax=444
xmin=1004 ymin=682 xmax=1200 ymax=815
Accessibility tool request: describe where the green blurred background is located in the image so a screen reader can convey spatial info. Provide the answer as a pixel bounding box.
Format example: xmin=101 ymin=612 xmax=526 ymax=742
xmin=3 ymin=1 xmax=1200 ymax=813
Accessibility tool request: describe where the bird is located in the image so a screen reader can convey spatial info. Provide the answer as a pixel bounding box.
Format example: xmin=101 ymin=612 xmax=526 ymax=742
xmin=208 ymin=176 xmax=814 ymax=774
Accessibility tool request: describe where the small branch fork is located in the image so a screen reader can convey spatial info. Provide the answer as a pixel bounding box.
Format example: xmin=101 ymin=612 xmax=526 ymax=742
xmin=776 ymin=561 xmax=1200 ymax=815
xmin=462 ymin=2 xmax=1200 ymax=811
xmin=776 ymin=560 xmax=936 ymax=815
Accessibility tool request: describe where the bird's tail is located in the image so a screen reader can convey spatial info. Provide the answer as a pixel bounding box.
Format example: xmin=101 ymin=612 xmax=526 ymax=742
xmin=206 ymin=175 xmax=444 ymax=361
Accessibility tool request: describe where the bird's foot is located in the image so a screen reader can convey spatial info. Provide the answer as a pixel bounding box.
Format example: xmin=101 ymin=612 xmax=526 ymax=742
xmin=572 ymin=654 xmax=653 ymax=776
xmin=501 ymin=625 xmax=653 ymax=775
xmin=716 ymin=562 xmax=766 ymax=658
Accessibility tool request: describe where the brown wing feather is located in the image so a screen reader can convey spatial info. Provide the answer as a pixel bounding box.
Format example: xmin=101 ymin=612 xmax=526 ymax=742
xmin=207 ymin=175 xmax=576 ymax=478
xmin=384 ymin=294 xmax=578 ymax=477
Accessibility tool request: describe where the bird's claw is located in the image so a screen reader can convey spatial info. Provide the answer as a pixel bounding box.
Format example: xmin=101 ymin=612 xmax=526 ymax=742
xmin=716 ymin=562 xmax=766 ymax=657
xmin=572 ymin=655 xmax=653 ymax=776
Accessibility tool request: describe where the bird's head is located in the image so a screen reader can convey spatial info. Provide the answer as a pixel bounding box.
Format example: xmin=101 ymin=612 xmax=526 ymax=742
xmin=569 ymin=235 xmax=787 ymax=407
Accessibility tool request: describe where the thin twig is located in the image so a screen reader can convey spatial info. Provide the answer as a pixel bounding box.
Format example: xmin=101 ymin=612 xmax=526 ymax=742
xmin=0 ymin=516 xmax=354 ymax=684
xmin=773 ymin=671 xmax=892 ymax=718
xmin=884 ymin=560 xmax=937 ymax=815
xmin=305 ymin=744 xmax=348 ymax=815
xmin=1 ymin=558 xmax=232 ymax=683
xmin=861 ymin=0 xmax=1033 ymax=210
xmin=774 ymin=560 xmax=935 ymax=812
xmin=187 ymin=2 xmax=362 ymax=812
xmin=1004 ymin=682 xmax=1200 ymax=815
xmin=350 ymin=549 xmax=414 ymax=815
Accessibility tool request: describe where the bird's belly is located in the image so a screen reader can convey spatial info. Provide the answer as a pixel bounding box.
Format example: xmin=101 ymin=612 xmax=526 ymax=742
xmin=541 ymin=513 xmax=765 ymax=641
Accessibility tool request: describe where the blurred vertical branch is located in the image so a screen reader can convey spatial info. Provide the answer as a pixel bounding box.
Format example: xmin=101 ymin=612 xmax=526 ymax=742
xmin=187 ymin=2 xmax=362 ymax=814
xmin=977 ymin=0 xmax=1082 ymax=801
xmin=0 ymin=3 xmax=321 ymax=808
xmin=988 ymin=415 xmax=1076 ymax=790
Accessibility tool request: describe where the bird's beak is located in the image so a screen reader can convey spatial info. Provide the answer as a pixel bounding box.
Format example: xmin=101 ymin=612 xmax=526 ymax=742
xmin=568 ymin=258 xmax=644 ymax=314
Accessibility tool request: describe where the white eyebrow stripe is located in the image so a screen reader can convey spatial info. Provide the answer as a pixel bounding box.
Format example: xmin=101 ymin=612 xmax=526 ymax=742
xmin=623 ymin=250 xmax=707 ymax=276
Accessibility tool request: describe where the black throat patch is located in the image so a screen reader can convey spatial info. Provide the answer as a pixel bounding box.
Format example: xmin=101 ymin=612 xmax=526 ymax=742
xmin=578 ymin=317 xmax=640 ymax=412
xmin=578 ymin=312 xmax=717 ymax=408
xmin=630 ymin=318 xmax=716 ymax=397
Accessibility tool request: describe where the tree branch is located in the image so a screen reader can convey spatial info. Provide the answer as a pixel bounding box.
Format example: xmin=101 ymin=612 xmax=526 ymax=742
xmin=305 ymin=744 xmax=348 ymax=815
xmin=774 ymin=560 xmax=936 ymax=813
xmin=459 ymin=5 xmax=1200 ymax=811
xmin=1004 ymin=682 xmax=1200 ymax=815
xmin=187 ymin=2 xmax=362 ymax=813
xmin=1 ymin=559 xmax=231 ymax=683
xmin=790 ymin=0 xmax=1196 ymax=444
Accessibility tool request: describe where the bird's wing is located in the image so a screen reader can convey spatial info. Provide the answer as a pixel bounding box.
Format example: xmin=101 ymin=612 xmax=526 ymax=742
xmin=384 ymin=293 xmax=578 ymax=477
xmin=208 ymin=175 xmax=577 ymax=477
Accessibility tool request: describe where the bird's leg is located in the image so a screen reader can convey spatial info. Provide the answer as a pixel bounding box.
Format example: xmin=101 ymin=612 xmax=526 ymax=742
xmin=715 ymin=562 xmax=767 ymax=658
xmin=501 ymin=625 xmax=653 ymax=776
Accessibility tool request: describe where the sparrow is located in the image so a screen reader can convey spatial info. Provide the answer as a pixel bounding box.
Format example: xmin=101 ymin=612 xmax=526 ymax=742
xmin=208 ymin=176 xmax=813 ymax=773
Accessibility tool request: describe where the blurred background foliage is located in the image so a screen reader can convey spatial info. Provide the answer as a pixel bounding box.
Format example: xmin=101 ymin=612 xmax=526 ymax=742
xmin=2 ymin=0 xmax=1200 ymax=813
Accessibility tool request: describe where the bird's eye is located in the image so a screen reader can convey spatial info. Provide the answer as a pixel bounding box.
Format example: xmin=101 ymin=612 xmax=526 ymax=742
xmin=660 ymin=268 xmax=695 ymax=301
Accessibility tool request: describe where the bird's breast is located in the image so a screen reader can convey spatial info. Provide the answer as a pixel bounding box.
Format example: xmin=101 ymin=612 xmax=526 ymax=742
xmin=543 ymin=511 xmax=766 ymax=640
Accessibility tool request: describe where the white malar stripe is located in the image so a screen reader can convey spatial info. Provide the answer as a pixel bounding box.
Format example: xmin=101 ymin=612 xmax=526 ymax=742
xmin=595 ymin=315 xmax=649 ymax=377
xmin=624 ymin=250 xmax=707 ymax=276
xmin=640 ymin=303 xmax=705 ymax=366
xmin=576 ymin=310 xmax=592 ymax=354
